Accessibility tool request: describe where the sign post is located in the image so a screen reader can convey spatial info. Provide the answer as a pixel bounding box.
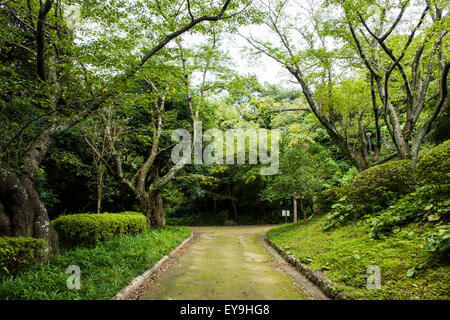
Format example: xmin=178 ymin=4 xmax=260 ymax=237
xmin=282 ymin=210 xmax=290 ymax=223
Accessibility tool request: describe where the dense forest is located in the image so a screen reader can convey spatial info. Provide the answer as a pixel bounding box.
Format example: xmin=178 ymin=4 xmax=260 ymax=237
xmin=0 ymin=0 xmax=448 ymax=301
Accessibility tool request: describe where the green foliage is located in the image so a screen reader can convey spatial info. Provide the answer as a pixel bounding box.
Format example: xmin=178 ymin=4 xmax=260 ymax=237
xmin=51 ymin=212 xmax=147 ymax=248
xmin=166 ymin=210 xmax=281 ymax=226
xmin=0 ymin=227 xmax=191 ymax=299
xmin=323 ymin=201 xmax=355 ymax=230
xmin=263 ymin=138 xmax=341 ymax=204
xmin=314 ymin=187 xmax=344 ymax=214
xmin=423 ymin=225 xmax=450 ymax=256
xmin=370 ymin=186 xmax=450 ymax=239
xmin=324 ymin=160 xmax=416 ymax=230
xmin=267 ymin=216 xmax=450 ymax=300
xmin=416 ymin=139 xmax=450 ymax=187
xmin=346 ymin=160 xmax=415 ymax=216
xmin=0 ymin=237 xmax=47 ymax=275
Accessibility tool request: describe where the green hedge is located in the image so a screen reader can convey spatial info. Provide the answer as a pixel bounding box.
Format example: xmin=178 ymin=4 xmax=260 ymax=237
xmin=0 ymin=237 xmax=47 ymax=275
xmin=417 ymin=139 xmax=450 ymax=187
xmin=346 ymin=160 xmax=415 ymax=215
xmin=51 ymin=213 xmax=147 ymax=248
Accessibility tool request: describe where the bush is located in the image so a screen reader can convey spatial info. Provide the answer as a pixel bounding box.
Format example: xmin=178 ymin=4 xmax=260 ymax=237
xmin=0 ymin=227 xmax=191 ymax=299
xmin=423 ymin=225 xmax=450 ymax=257
xmin=369 ymin=186 xmax=450 ymax=239
xmin=346 ymin=160 xmax=415 ymax=216
xmin=417 ymin=139 xmax=450 ymax=187
xmin=0 ymin=237 xmax=47 ymax=275
xmin=52 ymin=213 xmax=147 ymax=248
xmin=314 ymin=187 xmax=344 ymax=214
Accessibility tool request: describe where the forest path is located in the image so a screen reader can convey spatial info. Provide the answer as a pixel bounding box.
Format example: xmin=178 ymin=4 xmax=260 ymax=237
xmin=139 ymin=225 xmax=313 ymax=300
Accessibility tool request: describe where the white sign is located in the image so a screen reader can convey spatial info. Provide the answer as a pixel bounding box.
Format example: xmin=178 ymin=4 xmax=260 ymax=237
xmin=282 ymin=210 xmax=290 ymax=217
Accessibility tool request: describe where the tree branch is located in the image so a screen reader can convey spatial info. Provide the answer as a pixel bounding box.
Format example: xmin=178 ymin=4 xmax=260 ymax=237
xmin=138 ymin=0 xmax=232 ymax=69
xmin=36 ymin=0 xmax=52 ymax=81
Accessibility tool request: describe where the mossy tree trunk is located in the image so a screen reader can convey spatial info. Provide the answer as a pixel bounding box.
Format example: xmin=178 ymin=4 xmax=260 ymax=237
xmin=0 ymin=164 xmax=59 ymax=255
xmin=139 ymin=191 xmax=165 ymax=229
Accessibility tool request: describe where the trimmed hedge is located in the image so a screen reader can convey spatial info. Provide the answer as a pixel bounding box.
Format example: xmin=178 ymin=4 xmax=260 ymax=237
xmin=0 ymin=237 xmax=47 ymax=275
xmin=346 ymin=160 xmax=415 ymax=216
xmin=417 ymin=139 xmax=450 ymax=187
xmin=51 ymin=213 xmax=147 ymax=248
xmin=314 ymin=187 xmax=343 ymax=214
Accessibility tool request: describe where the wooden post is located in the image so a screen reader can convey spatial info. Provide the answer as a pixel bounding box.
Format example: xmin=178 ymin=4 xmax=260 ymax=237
xmin=293 ymin=196 xmax=298 ymax=223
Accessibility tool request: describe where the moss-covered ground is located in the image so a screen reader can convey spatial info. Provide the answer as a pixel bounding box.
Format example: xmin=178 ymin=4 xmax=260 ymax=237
xmin=267 ymin=216 xmax=450 ymax=299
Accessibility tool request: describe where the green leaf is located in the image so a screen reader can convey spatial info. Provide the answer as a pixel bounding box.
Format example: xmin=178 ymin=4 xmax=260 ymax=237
xmin=406 ymin=268 xmax=415 ymax=277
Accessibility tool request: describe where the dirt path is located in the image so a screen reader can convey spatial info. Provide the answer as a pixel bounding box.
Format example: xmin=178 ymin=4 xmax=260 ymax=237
xmin=139 ymin=225 xmax=314 ymax=300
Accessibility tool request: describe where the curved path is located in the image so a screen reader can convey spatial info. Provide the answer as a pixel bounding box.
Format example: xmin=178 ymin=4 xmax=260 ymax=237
xmin=139 ymin=225 xmax=315 ymax=300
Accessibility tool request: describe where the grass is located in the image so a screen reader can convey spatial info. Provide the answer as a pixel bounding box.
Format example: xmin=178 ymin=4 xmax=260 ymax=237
xmin=267 ymin=216 xmax=450 ymax=300
xmin=0 ymin=226 xmax=191 ymax=300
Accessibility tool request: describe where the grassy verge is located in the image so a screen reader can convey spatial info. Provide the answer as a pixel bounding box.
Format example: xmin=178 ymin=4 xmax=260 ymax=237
xmin=267 ymin=216 xmax=449 ymax=299
xmin=0 ymin=226 xmax=191 ymax=300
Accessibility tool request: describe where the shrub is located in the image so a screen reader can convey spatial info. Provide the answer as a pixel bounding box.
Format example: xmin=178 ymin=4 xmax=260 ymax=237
xmin=0 ymin=237 xmax=47 ymax=275
xmin=323 ymin=201 xmax=354 ymax=230
xmin=0 ymin=227 xmax=191 ymax=299
xmin=417 ymin=139 xmax=450 ymax=187
xmin=51 ymin=213 xmax=147 ymax=248
xmin=346 ymin=160 xmax=415 ymax=216
xmin=323 ymin=160 xmax=415 ymax=230
xmin=314 ymin=187 xmax=344 ymax=214
xmin=423 ymin=225 xmax=450 ymax=257
xmin=369 ymin=186 xmax=450 ymax=238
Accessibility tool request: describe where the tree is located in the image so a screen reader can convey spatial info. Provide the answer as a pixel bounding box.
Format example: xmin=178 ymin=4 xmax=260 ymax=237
xmin=262 ymin=135 xmax=340 ymax=223
xmin=240 ymin=0 xmax=387 ymax=171
xmin=338 ymin=0 xmax=449 ymax=165
xmin=83 ymin=25 xmax=239 ymax=228
xmin=0 ymin=0 xmax=239 ymax=250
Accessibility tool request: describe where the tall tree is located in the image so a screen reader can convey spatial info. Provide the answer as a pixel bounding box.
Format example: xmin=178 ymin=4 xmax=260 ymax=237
xmin=0 ymin=0 xmax=239 ymax=250
xmin=340 ymin=0 xmax=449 ymax=165
xmin=240 ymin=0 xmax=386 ymax=171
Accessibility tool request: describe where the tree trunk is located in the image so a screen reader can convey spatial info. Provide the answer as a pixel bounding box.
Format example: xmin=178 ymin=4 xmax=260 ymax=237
xmin=293 ymin=196 xmax=298 ymax=223
xmin=227 ymin=184 xmax=238 ymax=218
xmin=0 ymin=164 xmax=59 ymax=255
xmin=300 ymin=197 xmax=306 ymax=225
xmin=140 ymin=191 xmax=166 ymax=229
xmin=96 ymin=169 xmax=103 ymax=214
xmin=0 ymin=203 xmax=11 ymax=237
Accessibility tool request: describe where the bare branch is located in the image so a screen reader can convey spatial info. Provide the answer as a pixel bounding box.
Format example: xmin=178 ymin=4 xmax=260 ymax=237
xmin=36 ymin=0 xmax=52 ymax=81
xmin=83 ymin=134 xmax=116 ymax=178
xmin=187 ymin=0 xmax=194 ymax=21
xmin=269 ymin=108 xmax=310 ymax=113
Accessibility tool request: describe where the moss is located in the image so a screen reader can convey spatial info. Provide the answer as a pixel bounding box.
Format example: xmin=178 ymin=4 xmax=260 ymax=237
xmin=346 ymin=160 xmax=415 ymax=216
xmin=267 ymin=216 xmax=450 ymax=300
xmin=140 ymin=226 xmax=311 ymax=300
xmin=417 ymin=139 xmax=450 ymax=187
